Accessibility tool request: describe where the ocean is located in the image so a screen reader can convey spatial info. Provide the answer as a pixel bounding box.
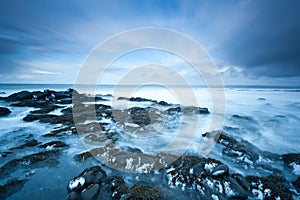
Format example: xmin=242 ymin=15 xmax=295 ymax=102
xmin=0 ymin=84 xmax=299 ymax=199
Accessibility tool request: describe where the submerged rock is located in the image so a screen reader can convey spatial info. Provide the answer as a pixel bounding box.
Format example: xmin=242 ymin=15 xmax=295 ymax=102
xmin=0 ymin=106 xmax=11 ymax=116
xmin=0 ymin=150 xmax=60 ymax=179
xmin=0 ymin=179 xmax=28 ymax=199
xmin=9 ymin=139 xmax=40 ymax=150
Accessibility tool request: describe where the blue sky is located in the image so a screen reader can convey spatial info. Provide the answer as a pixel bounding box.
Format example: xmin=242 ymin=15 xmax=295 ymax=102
xmin=0 ymin=0 xmax=300 ymax=85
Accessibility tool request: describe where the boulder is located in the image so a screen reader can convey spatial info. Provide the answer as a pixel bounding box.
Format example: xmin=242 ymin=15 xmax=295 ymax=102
xmin=0 ymin=107 xmax=11 ymax=116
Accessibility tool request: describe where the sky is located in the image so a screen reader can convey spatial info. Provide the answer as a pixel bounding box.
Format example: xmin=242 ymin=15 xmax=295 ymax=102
xmin=0 ymin=0 xmax=300 ymax=85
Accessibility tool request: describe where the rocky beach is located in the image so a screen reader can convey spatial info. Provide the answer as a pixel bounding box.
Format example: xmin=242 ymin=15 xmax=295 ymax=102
xmin=0 ymin=88 xmax=299 ymax=200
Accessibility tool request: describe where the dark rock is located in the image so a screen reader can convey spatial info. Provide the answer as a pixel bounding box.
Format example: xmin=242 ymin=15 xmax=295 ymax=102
xmin=124 ymin=184 xmax=162 ymax=200
xmin=211 ymin=164 xmax=229 ymax=178
xmin=66 ymin=192 xmax=82 ymax=200
xmin=158 ymin=101 xmax=170 ymax=106
xmin=0 ymin=150 xmax=60 ymax=179
xmin=80 ymin=184 xmax=100 ymax=200
xmin=30 ymin=104 xmax=63 ymax=114
xmin=246 ymin=175 xmax=293 ymax=200
xmin=40 ymin=141 xmax=68 ymax=149
xmin=78 ymin=166 xmax=106 ymax=186
xmin=129 ymin=107 xmax=151 ymax=126
xmin=292 ymin=177 xmax=300 ymax=190
xmin=282 ymin=153 xmax=300 ymax=165
xmin=74 ymin=151 xmax=93 ymax=162
xmin=9 ymin=139 xmax=40 ymax=150
xmin=6 ymin=90 xmax=33 ymax=101
xmin=68 ymin=177 xmax=86 ymax=193
xmin=0 ymin=151 xmax=13 ymax=158
xmin=32 ymin=91 xmax=45 ymax=100
xmin=102 ymin=176 xmax=128 ymax=199
xmin=0 ymin=179 xmax=28 ymax=199
xmin=0 ymin=107 xmax=11 ymax=116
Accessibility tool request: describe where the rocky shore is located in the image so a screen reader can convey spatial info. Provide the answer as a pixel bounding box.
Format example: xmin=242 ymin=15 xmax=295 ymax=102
xmin=0 ymin=89 xmax=299 ymax=199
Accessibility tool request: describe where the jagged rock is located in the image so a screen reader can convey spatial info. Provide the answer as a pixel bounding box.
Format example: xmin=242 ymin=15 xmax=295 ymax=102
xmin=246 ymin=175 xmax=293 ymax=200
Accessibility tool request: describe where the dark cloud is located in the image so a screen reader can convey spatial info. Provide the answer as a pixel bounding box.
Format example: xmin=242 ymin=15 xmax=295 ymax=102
xmin=218 ymin=0 xmax=300 ymax=78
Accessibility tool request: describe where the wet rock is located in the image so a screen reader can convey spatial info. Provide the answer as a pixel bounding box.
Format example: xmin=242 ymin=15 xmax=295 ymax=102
xmin=74 ymin=151 xmax=93 ymax=162
xmin=101 ymin=176 xmax=128 ymax=200
xmin=166 ymin=156 xmax=250 ymax=199
xmin=0 ymin=179 xmax=28 ymax=199
xmin=23 ymin=113 xmax=74 ymax=125
xmin=292 ymin=177 xmax=300 ymax=190
xmin=246 ymin=175 xmax=293 ymax=200
xmin=30 ymin=104 xmax=63 ymax=114
xmin=0 ymin=150 xmax=60 ymax=179
xmin=9 ymin=139 xmax=40 ymax=150
xmin=129 ymin=107 xmax=152 ymax=126
xmin=78 ymin=166 xmax=106 ymax=186
xmin=158 ymin=101 xmax=170 ymax=106
xmin=67 ymin=166 xmax=106 ymax=199
xmin=68 ymin=177 xmax=86 ymax=193
xmin=282 ymin=153 xmax=300 ymax=165
xmin=0 ymin=151 xmax=13 ymax=158
xmin=6 ymin=90 xmax=33 ymax=101
xmin=80 ymin=184 xmax=100 ymax=200
xmin=124 ymin=184 xmax=162 ymax=200
xmin=40 ymin=141 xmax=68 ymax=149
xmin=84 ymin=133 xmax=107 ymax=143
xmin=217 ymin=133 xmax=259 ymax=166
xmin=211 ymin=164 xmax=229 ymax=178
xmin=0 ymin=106 xmax=11 ymax=116
xmin=66 ymin=192 xmax=82 ymax=200
xmin=85 ymin=145 xmax=178 ymax=172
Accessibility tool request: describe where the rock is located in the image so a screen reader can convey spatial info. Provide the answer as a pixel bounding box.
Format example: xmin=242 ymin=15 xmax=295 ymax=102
xmin=40 ymin=141 xmax=68 ymax=149
xmin=292 ymin=177 xmax=300 ymax=190
xmin=6 ymin=90 xmax=33 ymax=101
xmin=78 ymin=166 xmax=106 ymax=186
xmin=80 ymin=184 xmax=100 ymax=200
xmin=158 ymin=101 xmax=170 ymax=106
xmin=211 ymin=164 xmax=229 ymax=178
xmin=246 ymin=175 xmax=293 ymax=200
xmin=0 ymin=179 xmax=28 ymax=199
xmin=68 ymin=177 xmax=86 ymax=193
xmin=129 ymin=107 xmax=151 ymax=126
xmin=84 ymin=134 xmax=107 ymax=143
xmin=257 ymin=97 xmax=266 ymax=100
xmin=101 ymin=176 xmax=128 ymax=199
xmin=0 ymin=107 xmax=11 ymax=116
xmin=124 ymin=184 xmax=162 ymax=200
xmin=30 ymin=104 xmax=63 ymax=114
xmin=282 ymin=153 xmax=300 ymax=165
xmin=66 ymin=192 xmax=82 ymax=200
xmin=0 ymin=150 xmax=60 ymax=179
xmin=74 ymin=151 xmax=93 ymax=162
xmin=9 ymin=139 xmax=39 ymax=150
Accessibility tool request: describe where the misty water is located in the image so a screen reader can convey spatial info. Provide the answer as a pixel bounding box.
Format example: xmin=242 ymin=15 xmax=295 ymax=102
xmin=0 ymin=84 xmax=299 ymax=199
